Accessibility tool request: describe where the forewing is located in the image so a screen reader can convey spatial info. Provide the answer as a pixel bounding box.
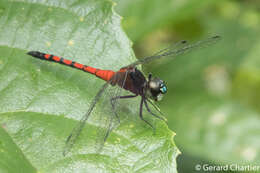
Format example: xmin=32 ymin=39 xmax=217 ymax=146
xmin=124 ymin=35 xmax=221 ymax=68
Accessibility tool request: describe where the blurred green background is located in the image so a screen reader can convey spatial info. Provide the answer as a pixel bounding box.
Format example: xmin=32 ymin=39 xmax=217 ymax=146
xmin=114 ymin=0 xmax=260 ymax=172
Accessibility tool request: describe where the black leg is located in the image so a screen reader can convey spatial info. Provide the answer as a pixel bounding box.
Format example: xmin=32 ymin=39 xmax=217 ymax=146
xmin=144 ymin=99 xmax=167 ymax=122
xmin=146 ymin=98 xmax=164 ymax=116
xmin=139 ymin=97 xmax=155 ymax=133
xmin=110 ymin=94 xmax=138 ymax=123
xmin=102 ymin=94 xmax=138 ymax=147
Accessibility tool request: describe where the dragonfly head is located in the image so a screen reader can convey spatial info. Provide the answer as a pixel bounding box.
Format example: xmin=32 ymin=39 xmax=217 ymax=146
xmin=146 ymin=73 xmax=167 ymax=101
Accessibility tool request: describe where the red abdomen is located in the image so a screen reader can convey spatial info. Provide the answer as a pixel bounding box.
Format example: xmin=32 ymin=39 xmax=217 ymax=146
xmin=27 ymin=51 xmax=116 ymax=81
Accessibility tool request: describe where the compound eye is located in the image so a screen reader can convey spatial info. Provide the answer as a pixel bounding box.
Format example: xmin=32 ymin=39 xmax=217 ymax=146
xmin=159 ymin=84 xmax=167 ymax=94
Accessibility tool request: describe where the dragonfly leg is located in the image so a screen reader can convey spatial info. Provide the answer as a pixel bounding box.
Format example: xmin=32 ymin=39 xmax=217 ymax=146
xmin=110 ymin=94 xmax=138 ymax=123
xmin=139 ymin=97 xmax=156 ymax=134
xmin=146 ymin=99 xmax=164 ymax=116
xmin=143 ymin=99 xmax=167 ymax=122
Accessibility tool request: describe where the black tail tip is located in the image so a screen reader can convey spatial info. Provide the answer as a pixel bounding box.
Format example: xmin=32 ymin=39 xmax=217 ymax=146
xmin=27 ymin=51 xmax=39 ymax=56
xmin=27 ymin=51 xmax=45 ymax=59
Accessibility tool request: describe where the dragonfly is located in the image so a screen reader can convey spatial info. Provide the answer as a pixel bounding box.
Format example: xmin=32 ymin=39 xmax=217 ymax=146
xmin=27 ymin=35 xmax=220 ymax=156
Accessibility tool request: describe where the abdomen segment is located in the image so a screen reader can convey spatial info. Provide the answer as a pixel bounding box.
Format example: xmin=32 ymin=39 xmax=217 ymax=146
xmin=27 ymin=51 xmax=115 ymax=81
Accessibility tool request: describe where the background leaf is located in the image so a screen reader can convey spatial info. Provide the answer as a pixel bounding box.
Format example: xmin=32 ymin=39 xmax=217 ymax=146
xmin=0 ymin=0 xmax=178 ymax=172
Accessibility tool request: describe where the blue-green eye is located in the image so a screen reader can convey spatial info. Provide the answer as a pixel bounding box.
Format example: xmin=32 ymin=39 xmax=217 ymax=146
xmin=160 ymin=85 xmax=167 ymax=94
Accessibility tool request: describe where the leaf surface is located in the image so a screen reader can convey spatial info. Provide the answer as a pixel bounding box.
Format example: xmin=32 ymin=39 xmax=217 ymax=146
xmin=0 ymin=0 xmax=179 ymax=172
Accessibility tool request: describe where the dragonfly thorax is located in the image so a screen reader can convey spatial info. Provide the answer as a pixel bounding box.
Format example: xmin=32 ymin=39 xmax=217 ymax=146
xmin=146 ymin=74 xmax=167 ymax=101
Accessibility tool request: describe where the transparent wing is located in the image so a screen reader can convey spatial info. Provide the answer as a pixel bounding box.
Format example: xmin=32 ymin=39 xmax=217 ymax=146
xmin=153 ymin=40 xmax=188 ymax=56
xmin=63 ymin=82 xmax=109 ymax=156
xmin=63 ymin=70 xmax=130 ymax=156
xmin=93 ymin=70 xmax=129 ymax=152
xmin=124 ymin=35 xmax=221 ymax=68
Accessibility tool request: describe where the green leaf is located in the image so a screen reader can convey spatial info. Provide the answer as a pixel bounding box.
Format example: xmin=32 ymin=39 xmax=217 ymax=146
xmin=0 ymin=0 xmax=179 ymax=172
